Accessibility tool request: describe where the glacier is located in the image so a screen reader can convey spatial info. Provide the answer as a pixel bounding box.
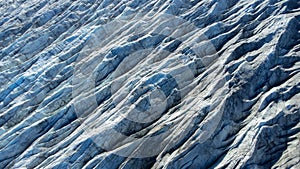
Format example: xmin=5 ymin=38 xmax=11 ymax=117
xmin=0 ymin=0 xmax=299 ymax=168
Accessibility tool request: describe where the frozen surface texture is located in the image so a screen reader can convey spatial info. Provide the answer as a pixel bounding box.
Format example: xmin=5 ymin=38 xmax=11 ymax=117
xmin=0 ymin=0 xmax=300 ymax=168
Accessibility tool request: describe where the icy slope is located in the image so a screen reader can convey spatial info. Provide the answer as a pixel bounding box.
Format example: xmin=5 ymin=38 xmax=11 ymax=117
xmin=0 ymin=0 xmax=299 ymax=168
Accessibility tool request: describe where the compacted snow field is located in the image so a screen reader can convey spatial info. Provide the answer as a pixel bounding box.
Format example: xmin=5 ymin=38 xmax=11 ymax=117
xmin=0 ymin=0 xmax=299 ymax=168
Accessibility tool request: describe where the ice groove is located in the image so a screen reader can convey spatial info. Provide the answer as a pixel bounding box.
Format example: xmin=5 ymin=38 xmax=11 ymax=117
xmin=0 ymin=0 xmax=299 ymax=168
